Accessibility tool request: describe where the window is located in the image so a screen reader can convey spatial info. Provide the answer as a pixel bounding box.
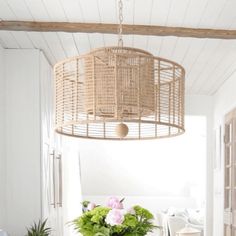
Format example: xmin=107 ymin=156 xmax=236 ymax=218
xmin=78 ymin=115 xmax=206 ymax=209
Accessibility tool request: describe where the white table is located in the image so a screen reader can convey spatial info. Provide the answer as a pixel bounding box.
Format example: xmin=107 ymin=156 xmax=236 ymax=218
xmin=0 ymin=230 xmax=8 ymax=236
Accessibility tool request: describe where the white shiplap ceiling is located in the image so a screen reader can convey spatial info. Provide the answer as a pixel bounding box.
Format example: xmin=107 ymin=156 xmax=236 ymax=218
xmin=0 ymin=0 xmax=236 ymax=95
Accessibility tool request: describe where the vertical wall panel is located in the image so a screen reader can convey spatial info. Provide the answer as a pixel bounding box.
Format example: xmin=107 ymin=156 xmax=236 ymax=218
xmin=0 ymin=44 xmax=6 ymax=229
xmin=5 ymin=49 xmax=41 ymax=235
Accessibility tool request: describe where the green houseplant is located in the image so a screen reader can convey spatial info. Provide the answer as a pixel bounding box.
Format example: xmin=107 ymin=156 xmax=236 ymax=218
xmin=72 ymin=197 xmax=158 ymax=236
xmin=26 ymin=219 xmax=51 ymax=236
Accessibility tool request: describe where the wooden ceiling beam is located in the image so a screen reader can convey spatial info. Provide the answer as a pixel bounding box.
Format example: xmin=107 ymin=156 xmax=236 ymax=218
xmin=1 ymin=20 xmax=236 ymax=39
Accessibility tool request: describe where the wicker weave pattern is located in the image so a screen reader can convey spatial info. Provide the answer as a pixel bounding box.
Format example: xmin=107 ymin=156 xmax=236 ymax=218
xmin=54 ymin=47 xmax=185 ymax=140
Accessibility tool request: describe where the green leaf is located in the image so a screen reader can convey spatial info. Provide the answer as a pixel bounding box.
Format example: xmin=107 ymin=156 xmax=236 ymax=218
xmin=26 ymin=219 xmax=51 ymax=236
xmin=72 ymin=200 xmax=157 ymax=236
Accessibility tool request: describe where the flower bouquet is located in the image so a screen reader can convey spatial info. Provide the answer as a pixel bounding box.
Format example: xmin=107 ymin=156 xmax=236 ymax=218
xmin=72 ymin=197 xmax=158 ymax=236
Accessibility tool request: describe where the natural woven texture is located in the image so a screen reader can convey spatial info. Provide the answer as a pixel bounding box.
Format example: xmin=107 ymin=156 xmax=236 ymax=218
xmin=54 ymin=47 xmax=185 ymax=140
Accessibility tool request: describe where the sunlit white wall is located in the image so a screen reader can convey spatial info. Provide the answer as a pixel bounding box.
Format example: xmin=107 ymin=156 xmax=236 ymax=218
xmin=78 ymin=116 xmax=206 ymax=209
xmin=62 ymin=94 xmax=213 ymax=236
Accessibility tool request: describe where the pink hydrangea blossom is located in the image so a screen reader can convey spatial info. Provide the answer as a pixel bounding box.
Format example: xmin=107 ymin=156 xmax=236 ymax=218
xmin=106 ymin=197 xmax=123 ymax=209
xmin=105 ymin=209 xmax=125 ymax=226
xmin=87 ymin=202 xmax=96 ymax=211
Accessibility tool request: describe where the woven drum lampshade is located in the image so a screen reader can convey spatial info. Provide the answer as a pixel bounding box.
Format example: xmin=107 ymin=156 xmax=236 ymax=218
xmin=54 ymin=46 xmax=185 ymax=140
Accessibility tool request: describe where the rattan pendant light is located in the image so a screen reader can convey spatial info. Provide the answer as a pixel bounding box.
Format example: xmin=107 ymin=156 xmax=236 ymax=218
xmin=54 ymin=0 xmax=185 ymax=140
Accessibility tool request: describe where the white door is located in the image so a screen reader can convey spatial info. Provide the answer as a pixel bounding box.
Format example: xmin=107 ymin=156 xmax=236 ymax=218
xmin=224 ymin=109 xmax=236 ymax=236
xmin=40 ymin=51 xmax=63 ymax=235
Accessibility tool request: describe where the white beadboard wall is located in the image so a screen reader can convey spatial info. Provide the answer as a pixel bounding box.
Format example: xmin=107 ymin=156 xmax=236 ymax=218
xmin=4 ymin=49 xmax=42 ymax=235
xmin=213 ymin=70 xmax=236 ymax=236
xmin=0 ymin=45 xmax=6 ymax=229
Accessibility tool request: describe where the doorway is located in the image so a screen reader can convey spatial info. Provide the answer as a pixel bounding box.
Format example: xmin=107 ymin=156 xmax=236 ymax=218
xmin=224 ymin=108 xmax=236 ymax=236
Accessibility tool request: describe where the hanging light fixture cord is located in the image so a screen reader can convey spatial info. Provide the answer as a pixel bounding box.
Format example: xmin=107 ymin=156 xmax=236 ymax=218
xmin=118 ymin=0 xmax=124 ymax=47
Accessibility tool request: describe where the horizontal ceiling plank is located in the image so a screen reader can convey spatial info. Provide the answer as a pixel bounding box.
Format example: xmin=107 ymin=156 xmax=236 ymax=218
xmin=1 ymin=21 xmax=236 ymax=39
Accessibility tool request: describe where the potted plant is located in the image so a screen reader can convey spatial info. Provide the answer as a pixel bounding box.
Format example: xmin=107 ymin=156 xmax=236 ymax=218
xmin=26 ymin=219 xmax=51 ymax=236
xmin=72 ymin=197 xmax=158 ymax=236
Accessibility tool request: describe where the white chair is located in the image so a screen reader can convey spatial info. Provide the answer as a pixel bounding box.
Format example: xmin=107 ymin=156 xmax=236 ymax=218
xmin=168 ymin=216 xmax=186 ymax=236
xmin=167 ymin=216 xmax=204 ymax=236
xmin=146 ymin=213 xmax=164 ymax=236
xmin=0 ymin=230 xmax=8 ymax=236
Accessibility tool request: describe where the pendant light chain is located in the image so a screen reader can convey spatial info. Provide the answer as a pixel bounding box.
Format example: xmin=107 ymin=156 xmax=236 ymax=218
xmin=118 ymin=0 xmax=124 ymax=47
